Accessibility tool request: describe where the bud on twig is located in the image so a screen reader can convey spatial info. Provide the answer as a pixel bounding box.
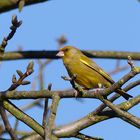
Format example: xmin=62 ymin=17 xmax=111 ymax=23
xmin=21 ymin=81 xmax=31 ymax=85
xmin=12 ymin=74 xmax=17 ymax=83
xmin=16 ymin=70 xmax=23 ymax=77
xmin=26 ymin=61 xmax=34 ymax=75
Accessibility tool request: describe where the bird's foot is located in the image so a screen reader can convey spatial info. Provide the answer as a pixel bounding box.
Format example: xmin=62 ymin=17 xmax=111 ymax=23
xmin=91 ymin=88 xmax=107 ymax=99
xmin=74 ymin=89 xmax=82 ymax=97
xmin=74 ymin=89 xmax=78 ymax=97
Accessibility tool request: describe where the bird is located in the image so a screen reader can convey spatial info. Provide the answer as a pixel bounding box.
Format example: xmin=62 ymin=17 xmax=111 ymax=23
xmin=56 ymin=46 xmax=133 ymax=100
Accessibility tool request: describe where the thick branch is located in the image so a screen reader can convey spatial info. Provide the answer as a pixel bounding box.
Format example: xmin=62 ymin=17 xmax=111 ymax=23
xmin=6 ymin=99 xmax=42 ymax=118
xmin=2 ymin=100 xmax=44 ymax=137
xmin=0 ymin=103 xmax=18 ymax=140
xmin=0 ymin=88 xmax=129 ymax=100
xmin=1 ymin=50 xmax=140 ymax=61
xmin=0 ymin=0 xmax=49 ymax=14
xmin=100 ymin=98 xmax=140 ymax=128
xmin=53 ymin=95 xmax=140 ymax=137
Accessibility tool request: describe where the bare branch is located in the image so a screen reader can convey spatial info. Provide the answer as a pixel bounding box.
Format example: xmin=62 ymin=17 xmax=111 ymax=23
xmin=99 ymin=98 xmax=140 ymax=128
xmin=0 ymin=15 xmax=22 ymax=54
xmin=2 ymin=100 xmax=44 ymax=137
xmin=92 ymin=79 xmax=140 ymax=115
xmin=53 ymin=95 xmax=140 ymax=137
xmin=0 ymin=72 xmax=139 ymax=101
xmin=0 ymin=102 xmax=18 ymax=140
xmin=75 ymin=133 xmax=103 ymax=140
xmin=1 ymin=50 xmax=140 ymax=61
xmin=108 ymin=60 xmax=130 ymax=75
xmin=37 ymin=60 xmax=52 ymax=90
xmin=42 ymin=84 xmax=52 ymax=140
xmin=0 ymin=0 xmax=49 ymax=14
xmin=46 ymin=94 xmax=60 ymax=139
xmin=7 ymin=61 xmax=34 ymax=91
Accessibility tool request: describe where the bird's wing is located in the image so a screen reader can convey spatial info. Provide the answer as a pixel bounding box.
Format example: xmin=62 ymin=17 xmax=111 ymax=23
xmin=80 ymin=56 xmax=114 ymax=84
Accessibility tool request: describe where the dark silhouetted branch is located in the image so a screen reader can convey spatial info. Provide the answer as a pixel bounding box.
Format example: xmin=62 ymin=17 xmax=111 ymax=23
xmin=1 ymin=50 xmax=140 ymax=61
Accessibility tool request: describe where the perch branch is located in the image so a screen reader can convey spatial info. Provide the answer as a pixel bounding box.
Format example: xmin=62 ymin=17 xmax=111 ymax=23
xmin=0 ymin=72 xmax=139 ymax=101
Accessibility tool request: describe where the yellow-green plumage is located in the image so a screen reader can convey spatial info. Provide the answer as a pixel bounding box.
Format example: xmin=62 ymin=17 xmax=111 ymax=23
xmin=57 ymin=46 xmax=132 ymax=100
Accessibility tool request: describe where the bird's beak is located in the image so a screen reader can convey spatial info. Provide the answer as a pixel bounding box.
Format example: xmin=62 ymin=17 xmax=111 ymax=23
xmin=56 ymin=51 xmax=64 ymax=57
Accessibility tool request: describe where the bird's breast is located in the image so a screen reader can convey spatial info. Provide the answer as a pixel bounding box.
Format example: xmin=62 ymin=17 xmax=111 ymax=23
xmin=63 ymin=58 xmax=110 ymax=89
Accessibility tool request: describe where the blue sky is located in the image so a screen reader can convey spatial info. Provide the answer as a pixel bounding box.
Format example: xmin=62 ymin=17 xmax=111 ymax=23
xmin=0 ymin=0 xmax=140 ymax=139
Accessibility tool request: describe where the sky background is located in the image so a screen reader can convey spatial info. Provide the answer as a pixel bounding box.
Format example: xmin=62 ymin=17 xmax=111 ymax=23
xmin=0 ymin=0 xmax=140 ymax=139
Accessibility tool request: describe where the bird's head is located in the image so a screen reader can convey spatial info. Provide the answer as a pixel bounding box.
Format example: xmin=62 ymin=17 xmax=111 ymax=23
xmin=56 ymin=46 xmax=81 ymax=58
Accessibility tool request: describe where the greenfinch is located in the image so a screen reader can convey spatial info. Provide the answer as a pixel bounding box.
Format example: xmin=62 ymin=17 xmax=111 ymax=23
xmin=56 ymin=46 xmax=132 ymax=100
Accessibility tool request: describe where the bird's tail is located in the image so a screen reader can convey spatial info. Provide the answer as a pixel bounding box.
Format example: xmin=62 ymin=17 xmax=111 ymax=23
xmin=116 ymin=89 xmax=133 ymax=100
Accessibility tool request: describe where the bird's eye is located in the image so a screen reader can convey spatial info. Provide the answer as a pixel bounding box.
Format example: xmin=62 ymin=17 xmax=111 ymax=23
xmin=65 ymin=48 xmax=68 ymax=51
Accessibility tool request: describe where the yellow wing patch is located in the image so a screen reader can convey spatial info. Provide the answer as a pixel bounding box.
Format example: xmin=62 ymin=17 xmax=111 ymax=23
xmin=80 ymin=58 xmax=92 ymax=67
xmin=99 ymin=69 xmax=113 ymax=83
xmin=80 ymin=58 xmax=114 ymax=83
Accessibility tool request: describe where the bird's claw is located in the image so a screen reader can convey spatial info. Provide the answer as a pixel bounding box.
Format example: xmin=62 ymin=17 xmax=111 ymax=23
xmin=74 ymin=90 xmax=78 ymax=97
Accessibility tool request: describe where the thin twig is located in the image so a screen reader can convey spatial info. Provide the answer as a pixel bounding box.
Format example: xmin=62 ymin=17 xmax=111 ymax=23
xmin=7 ymin=61 xmax=34 ymax=91
xmin=37 ymin=59 xmax=52 ymax=90
xmin=0 ymin=15 xmax=22 ymax=54
xmin=75 ymin=132 xmax=103 ymax=140
xmin=42 ymin=83 xmax=52 ymax=140
xmin=0 ymin=102 xmax=18 ymax=140
xmin=13 ymin=119 xmax=19 ymax=132
xmin=108 ymin=60 xmax=130 ymax=75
